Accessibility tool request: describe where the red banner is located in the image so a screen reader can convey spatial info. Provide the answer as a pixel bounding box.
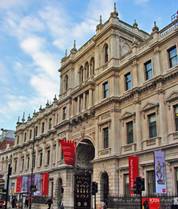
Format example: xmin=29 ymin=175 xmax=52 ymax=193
xmin=16 ymin=176 xmax=22 ymax=193
xmin=59 ymin=139 xmax=76 ymax=166
xmin=42 ymin=173 xmax=49 ymax=196
xmin=129 ymin=156 xmax=139 ymax=196
xmin=142 ymin=198 xmax=160 ymax=209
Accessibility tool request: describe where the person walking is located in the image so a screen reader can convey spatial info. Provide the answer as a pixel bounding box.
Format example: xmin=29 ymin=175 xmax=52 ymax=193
xmin=46 ymin=197 xmax=53 ymax=209
xmin=24 ymin=197 xmax=29 ymax=208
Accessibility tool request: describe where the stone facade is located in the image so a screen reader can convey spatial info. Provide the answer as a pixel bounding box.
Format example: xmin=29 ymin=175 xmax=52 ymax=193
xmin=0 ymin=6 xmax=178 ymax=209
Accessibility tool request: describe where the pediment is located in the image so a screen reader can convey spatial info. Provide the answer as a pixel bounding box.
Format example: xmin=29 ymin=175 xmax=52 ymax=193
xmin=121 ymin=111 xmax=135 ymax=120
xmin=142 ymin=102 xmax=159 ymax=112
xmin=166 ymin=91 xmax=178 ymax=102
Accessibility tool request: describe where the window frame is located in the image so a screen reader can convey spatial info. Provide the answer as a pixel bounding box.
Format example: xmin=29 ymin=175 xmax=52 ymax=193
xmin=125 ymin=72 xmax=132 ymax=91
xmin=174 ymin=104 xmax=178 ymax=131
xmin=103 ymin=127 xmax=109 ymax=149
xmin=148 ymin=113 xmax=157 ymax=138
xmin=126 ymin=121 xmax=134 ymax=144
xmin=167 ymin=45 xmax=177 ymax=68
xmin=103 ymin=81 xmax=109 ymax=98
xmin=144 ymin=60 xmax=153 ymax=80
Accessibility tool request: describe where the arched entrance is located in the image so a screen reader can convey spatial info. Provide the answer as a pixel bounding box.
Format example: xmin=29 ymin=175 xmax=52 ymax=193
xmin=74 ymin=139 xmax=95 ymax=209
xmin=100 ymin=172 xmax=109 ymax=206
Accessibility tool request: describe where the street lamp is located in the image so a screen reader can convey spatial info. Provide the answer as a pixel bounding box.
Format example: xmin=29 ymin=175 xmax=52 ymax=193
xmin=5 ymin=164 xmax=12 ymax=209
xmin=29 ymin=127 xmax=36 ymax=209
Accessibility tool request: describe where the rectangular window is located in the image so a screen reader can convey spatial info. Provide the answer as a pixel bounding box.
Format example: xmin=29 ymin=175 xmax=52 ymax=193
xmin=41 ymin=122 xmax=45 ymax=133
xmin=49 ymin=118 xmax=52 ymax=130
xmin=79 ymin=96 xmax=83 ymax=112
xmin=39 ymin=152 xmax=43 ymax=167
xmin=14 ymin=159 xmax=17 ymax=173
xmin=168 ymin=45 xmax=177 ymax=68
xmin=16 ymin=136 xmax=19 ymax=145
xmin=147 ymin=170 xmax=155 ymax=195
xmin=175 ymin=168 xmax=178 ymax=195
xmin=85 ymin=91 xmax=89 ymax=109
xmin=103 ymin=81 xmax=109 ymax=98
xmin=62 ymin=107 xmax=67 ymax=120
xmin=124 ymin=174 xmax=130 ymax=196
xmin=24 ymin=132 xmax=27 ymax=142
xmin=174 ymin=105 xmax=178 ymax=131
xmin=27 ymin=156 xmax=30 ymax=170
xmin=144 ymin=60 xmax=153 ymax=80
xmin=47 ymin=149 xmax=50 ymax=165
xmin=35 ymin=126 xmax=38 ymax=137
xmin=21 ymin=158 xmax=24 ymax=171
xmin=29 ymin=130 xmax=32 ymax=139
xmin=126 ymin=121 xmax=133 ymax=144
xmin=103 ymin=127 xmax=109 ymax=149
xmin=148 ymin=113 xmax=157 ymax=138
xmin=125 ymin=72 xmax=132 ymax=90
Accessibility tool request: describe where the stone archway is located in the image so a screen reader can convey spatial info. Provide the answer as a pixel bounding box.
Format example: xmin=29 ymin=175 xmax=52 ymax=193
xmin=76 ymin=139 xmax=95 ymax=170
xmin=100 ymin=172 xmax=109 ymax=206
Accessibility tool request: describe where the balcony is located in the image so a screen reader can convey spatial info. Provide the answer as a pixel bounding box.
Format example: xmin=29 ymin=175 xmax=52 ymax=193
xmin=142 ymin=137 xmax=161 ymax=150
xmin=121 ymin=143 xmax=136 ymax=154
xmin=98 ymin=147 xmax=111 ymax=157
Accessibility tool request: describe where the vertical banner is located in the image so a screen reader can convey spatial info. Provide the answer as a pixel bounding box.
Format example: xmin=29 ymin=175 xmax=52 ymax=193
xmin=27 ymin=175 xmax=35 ymax=193
xmin=129 ymin=156 xmax=139 ymax=196
xmin=34 ymin=174 xmax=42 ymax=196
xmin=154 ymin=150 xmax=167 ymax=193
xmin=42 ymin=173 xmax=49 ymax=196
xmin=22 ymin=176 xmax=28 ymax=192
xmin=59 ymin=139 xmax=76 ymax=166
xmin=16 ymin=176 xmax=22 ymax=193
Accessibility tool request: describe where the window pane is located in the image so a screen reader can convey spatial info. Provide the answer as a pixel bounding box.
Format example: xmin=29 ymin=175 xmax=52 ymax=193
xmin=145 ymin=60 xmax=153 ymax=80
xmin=168 ymin=46 xmax=177 ymax=68
xmin=174 ymin=105 xmax=178 ymax=131
xmin=126 ymin=121 xmax=133 ymax=144
xmin=148 ymin=113 xmax=157 ymax=138
xmin=125 ymin=73 xmax=132 ymax=90
xmin=103 ymin=82 xmax=109 ymax=98
xmin=147 ymin=170 xmax=155 ymax=195
xmin=103 ymin=127 xmax=109 ymax=148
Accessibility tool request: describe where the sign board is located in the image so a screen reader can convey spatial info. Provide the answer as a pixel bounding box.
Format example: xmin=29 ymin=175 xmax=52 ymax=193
xmin=142 ymin=197 xmax=160 ymax=209
xmin=129 ymin=156 xmax=139 ymax=196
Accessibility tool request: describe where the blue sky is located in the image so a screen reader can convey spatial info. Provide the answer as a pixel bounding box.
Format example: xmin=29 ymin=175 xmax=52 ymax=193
xmin=0 ymin=0 xmax=177 ymax=130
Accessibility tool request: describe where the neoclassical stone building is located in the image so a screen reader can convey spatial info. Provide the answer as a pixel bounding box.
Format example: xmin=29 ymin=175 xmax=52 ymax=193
xmin=0 ymin=6 xmax=178 ymax=209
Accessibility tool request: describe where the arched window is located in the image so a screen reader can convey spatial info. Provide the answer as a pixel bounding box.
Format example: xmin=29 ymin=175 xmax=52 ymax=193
xmin=85 ymin=62 xmax=89 ymax=80
xmin=100 ymin=172 xmax=109 ymax=206
xmin=79 ymin=66 xmax=84 ymax=83
xmin=90 ymin=57 xmax=95 ymax=76
xmin=64 ymin=74 xmax=68 ymax=92
xmin=104 ymin=43 xmax=109 ymax=63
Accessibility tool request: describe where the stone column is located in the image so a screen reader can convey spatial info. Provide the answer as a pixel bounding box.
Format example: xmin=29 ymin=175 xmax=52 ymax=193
xmin=77 ymin=97 xmax=80 ymax=114
xmin=132 ymin=60 xmax=138 ymax=87
xmin=135 ymin=101 xmax=142 ymax=150
xmin=153 ymin=47 xmax=161 ymax=76
xmin=88 ymin=89 xmax=93 ymax=108
xmin=158 ymin=92 xmax=167 ymax=144
xmin=82 ymin=93 xmax=86 ymax=112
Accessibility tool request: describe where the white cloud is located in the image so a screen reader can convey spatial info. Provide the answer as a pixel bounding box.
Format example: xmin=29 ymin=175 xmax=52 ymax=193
xmin=0 ymin=0 xmax=24 ymax=9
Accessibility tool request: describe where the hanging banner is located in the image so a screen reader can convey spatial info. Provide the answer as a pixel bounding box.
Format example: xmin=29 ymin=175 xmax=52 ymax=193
xmin=42 ymin=173 xmax=49 ymax=196
xmin=154 ymin=150 xmax=167 ymax=193
xmin=34 ymin=174 xmax=42 ymax=196
xmin=27 ymin=175 xmax=35 ymax=193
xmin=16 ymin=176 xmax=22 ymax=193
xmin=59 ymin=139 xmax=76 ymax=166
xmin=142 ymin=197 xmax=160 ymax=209
xmin=129 ymin=156 xmax=139 ymax=196
xmin=22 ymin=176 xmax=28 ymax=192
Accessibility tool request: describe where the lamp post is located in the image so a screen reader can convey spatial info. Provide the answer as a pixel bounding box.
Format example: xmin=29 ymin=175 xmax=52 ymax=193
xmin=29 ymin=128 xmax=36 ymax=209
xmin=5 ymin=164 xmax=12 ymax=209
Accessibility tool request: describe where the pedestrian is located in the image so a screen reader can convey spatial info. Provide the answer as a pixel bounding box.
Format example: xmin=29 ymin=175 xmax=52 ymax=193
xmin=11 ymin=196 xmax=17 ymax=208
xmin=24 ymin=197 xmax=29 ymax=208
xmin=46 ymin=197 xmax=53 ymax=209
xmin=59 ymin=202 xmax=64 ymax=209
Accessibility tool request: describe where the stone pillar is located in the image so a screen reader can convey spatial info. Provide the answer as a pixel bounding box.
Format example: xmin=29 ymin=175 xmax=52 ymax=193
xmin=82 ymin=93 xmax=86 ymax=112
xmin=132 ymin=60 xmax=138 ymax=87
xmin=135 ymin=102 xmax=142 ymax=150
xmin=159 ymin=92 xmax=167 ymax=144
xmin=88 ymin=89 xmax=93 ymax=108
xmin=77 ymin=97 xmax=80 ymax=114
xmin=153 ymin=47 xmax=161 ymax=76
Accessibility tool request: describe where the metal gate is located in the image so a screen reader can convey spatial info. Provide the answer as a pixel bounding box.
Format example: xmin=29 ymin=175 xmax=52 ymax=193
xmin=74 ymin=171 xmax=91 ymax=209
